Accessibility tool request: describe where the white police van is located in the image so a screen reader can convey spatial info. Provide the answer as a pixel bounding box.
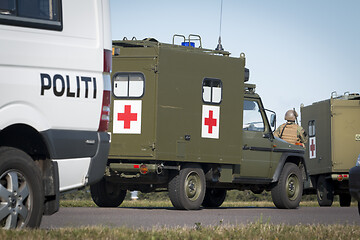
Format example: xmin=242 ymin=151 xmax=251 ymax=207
xmin=0 ymin=0 xmax=112 ymax=228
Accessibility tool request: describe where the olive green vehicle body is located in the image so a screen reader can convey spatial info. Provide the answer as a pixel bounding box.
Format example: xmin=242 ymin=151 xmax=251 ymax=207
xmin=301 ymin=94 xmax=360 ymax=198
xmin=106 ymin=38 xmax=305 ymax=195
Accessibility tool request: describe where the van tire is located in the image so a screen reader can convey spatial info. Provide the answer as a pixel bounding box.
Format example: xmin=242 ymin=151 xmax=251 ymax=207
xmin=168 ymin=164 xmax=205 ymax=210
xmin=339 ymin=193 xmax=351 ymax=207
xmin=0 ymin=147 xmax=44 ymax=229
xmin=90 ymin=177 xmax=126 ymax=207
xmin=202 ymin=188 xmax=227 ymax=208
xmin=271 ymin=162 xmax=303 ymax=209
xmin=316 ymin=175 xmax=333 ymax=207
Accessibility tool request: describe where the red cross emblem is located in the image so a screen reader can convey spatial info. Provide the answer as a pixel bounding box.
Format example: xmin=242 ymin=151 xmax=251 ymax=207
xmin=117 ymin=105 xmax=138 ymax=129
xmin=309 ymin=137 xmax=316 ymax=159
xmin=204 ymin=110 xmax=217 ymax=133
xmin=113 ymin=100 xmax=142 ymax=134
xmin=310 ymin=139 xmax=315 ymax=155
xmin=201 ymin=105 xmax=220 ymax=139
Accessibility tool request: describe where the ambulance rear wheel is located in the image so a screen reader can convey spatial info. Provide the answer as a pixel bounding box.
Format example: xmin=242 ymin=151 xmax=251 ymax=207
xmin=168 ymin=164 xmax=205 ymax=210
xmin=90 ymin=177 xmax=126 ymax=207
xmin=271 ymin=162 xmax=303 ymax=209
xmin=316 ymin=175 xmax=333 ymax=207
xmin=339 ymin=193 xmax=351 ymax=207
xmin=202 ymin=188 xmax=227 ymax=208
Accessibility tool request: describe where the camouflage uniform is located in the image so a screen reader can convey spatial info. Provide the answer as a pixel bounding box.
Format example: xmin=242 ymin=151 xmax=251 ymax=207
xmin=274 ymin=121 xmax=308 ymax=147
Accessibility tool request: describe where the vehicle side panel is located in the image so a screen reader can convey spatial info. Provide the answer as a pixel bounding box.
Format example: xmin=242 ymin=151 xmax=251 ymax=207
xmin=156 ymin=47 xmax=245 ymax=165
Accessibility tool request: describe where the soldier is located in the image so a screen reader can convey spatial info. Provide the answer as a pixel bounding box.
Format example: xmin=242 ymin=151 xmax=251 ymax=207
xmin=274 ymin=110 xmax=307 ymax=147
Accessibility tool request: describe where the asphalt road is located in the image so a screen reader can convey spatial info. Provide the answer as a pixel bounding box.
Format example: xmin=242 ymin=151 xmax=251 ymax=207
xmin=40 ymin=206 xmax=360 ymax=229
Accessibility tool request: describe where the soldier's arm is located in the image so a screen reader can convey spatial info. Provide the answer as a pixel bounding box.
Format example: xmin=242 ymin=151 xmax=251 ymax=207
xmin=298 ymin=127 xmax=308 ymax=143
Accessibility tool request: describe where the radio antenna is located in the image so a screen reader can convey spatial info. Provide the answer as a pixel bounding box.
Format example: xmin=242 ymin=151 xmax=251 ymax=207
xmin=215 ymin=0 xmax=224 ymax=51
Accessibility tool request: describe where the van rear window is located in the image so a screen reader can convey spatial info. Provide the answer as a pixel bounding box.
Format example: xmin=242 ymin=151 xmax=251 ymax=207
xmin=0 ymin=0 xmax=62 ymax=31
xmin=113 ymin=72 xmax=145 ymax=98
xmin=202 ymin=78 xmax=222 ymax=104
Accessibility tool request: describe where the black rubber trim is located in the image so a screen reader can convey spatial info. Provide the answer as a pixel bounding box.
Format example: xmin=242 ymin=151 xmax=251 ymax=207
xmin=248 ymin=146 xmax=273 ymax=152
xmin=243 ymin=146 xmax=304 ymax=155
xmin=0 ymin=16 xmax=62 ymax=31
xmin=86 ymin=132 xmax=110 ymax=185
xmin=41 ymin=129 xmax=99 ymax=159
xmin=273 ymin=148 xmax=305 ymax=154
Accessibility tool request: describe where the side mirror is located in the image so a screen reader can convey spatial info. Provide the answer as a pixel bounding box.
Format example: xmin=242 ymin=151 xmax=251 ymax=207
xmin=270 ymin=114 xmax=276 ymax=128
xmin=264 ymin=109 xmax=276 ymax=133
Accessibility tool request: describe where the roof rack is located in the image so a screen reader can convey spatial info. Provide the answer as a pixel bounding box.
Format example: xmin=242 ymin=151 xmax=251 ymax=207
xmin=112 ymin=35 xmax=231 ymax=57
xmin=331 ymin=91 xmax=360 ymax=100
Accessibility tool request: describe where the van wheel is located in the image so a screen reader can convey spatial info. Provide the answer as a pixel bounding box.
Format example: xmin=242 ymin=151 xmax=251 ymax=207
xmin=0 ymin=147 xmax=44 ymax=229
xmin=90 ymin=177 xmax=126 ymax=207
xmin=168 ymin=164 xmax=205 ymax=210
xmin=316 ymin=175 xmax=333 ymax=207
xmin=339 ymin=193 xmax=351 ymax=207
xmin=202 ymin=188 xmax=226 ymax=208
xmin=271 ymin=162 xmax=303 ymax=209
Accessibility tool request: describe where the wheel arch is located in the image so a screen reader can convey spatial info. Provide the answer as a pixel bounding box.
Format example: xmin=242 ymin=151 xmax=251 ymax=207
xmin=0 ymin=123 xmax=50 ymax=160
xmin=272 ymin=152 xmax=308 ymax=183
xmin=0 ymin=124 xmax=59 ymax=215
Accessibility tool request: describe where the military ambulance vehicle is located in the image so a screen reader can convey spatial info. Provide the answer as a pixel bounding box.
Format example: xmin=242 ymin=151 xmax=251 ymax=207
xmin=301 ymin=92 xmax=360 ymax=207
xmin=0 ymin=0 xmax=111 ymax=228
xmin=91 ymin=35 xmax=306 ymax=210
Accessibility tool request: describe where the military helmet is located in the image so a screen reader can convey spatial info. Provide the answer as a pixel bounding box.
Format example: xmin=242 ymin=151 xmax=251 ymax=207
xmin=285 ymin=110 xmax=297 ymax=121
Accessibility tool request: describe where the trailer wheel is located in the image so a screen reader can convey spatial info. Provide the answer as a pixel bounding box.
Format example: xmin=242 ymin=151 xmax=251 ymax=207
xmin=168 ymin=164 xmax=205 ymax=210
xmin=90 ymin=177 xmax=126 ymax=207
xmin=271 ymin=162 xmax=303 ymax=209
xmin=339 ymin=193 xmax=351 ymax=207
xmin=316 ymin=175 xmax=333 ymax=207
xmin=0 ymin=147 xmax=44 ymax=229
xmin=202 ymin=188 xmax=227 ymax=208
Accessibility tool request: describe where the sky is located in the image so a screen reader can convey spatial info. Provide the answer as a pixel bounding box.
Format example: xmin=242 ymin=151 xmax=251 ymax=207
xmin=109 ymin=0 xmax=359 ymax=124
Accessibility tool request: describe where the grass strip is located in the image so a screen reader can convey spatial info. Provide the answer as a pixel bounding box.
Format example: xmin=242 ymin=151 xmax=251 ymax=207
xmin=1 ymin=223 xmax=359 ymax=240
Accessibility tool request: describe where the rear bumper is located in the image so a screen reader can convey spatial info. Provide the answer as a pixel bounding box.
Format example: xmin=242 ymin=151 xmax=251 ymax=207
xmin=41 ymin=129 xmax=110 ymax=186
xmin=349 ymin=166 xmax=360 ymax=201
xmin=41 ymin=129 xmax=106 ymax=159
xmin=87 ymin=131 xmax=110 ymax=184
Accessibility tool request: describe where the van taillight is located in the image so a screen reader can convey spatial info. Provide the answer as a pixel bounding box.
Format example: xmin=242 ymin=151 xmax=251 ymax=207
xmin=104 ymin=49 xmax=112 ymax=73
xmin=98 ymin=90 xmax=111 ymax=132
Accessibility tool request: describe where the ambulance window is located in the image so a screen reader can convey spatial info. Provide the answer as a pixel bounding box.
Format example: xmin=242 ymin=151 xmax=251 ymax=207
xmin=243 ymin=100 xmax=265 ymax=132
xmin=113 ymin=72 xmax=145 ymax=98
xmin=308 ymin=120 xmax=315 ymax=137
xmin=0 ymin=0 xmax=62 ymax=30
xmin=202 ymin=78 xmax=222 ymax=104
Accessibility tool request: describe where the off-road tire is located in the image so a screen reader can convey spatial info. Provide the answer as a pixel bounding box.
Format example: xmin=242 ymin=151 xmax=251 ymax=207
xmin=0 ymin=147 xmax=44 ymax=229
xmin=202 ymin=188 xmax=227 ymax=208
xmin=271 ymin=162 xmax=303 ymax=209
xmin=168 ymin=164 xmax=205 ymax=210
xmin=339 ymin=193 xmax=351 ymax=207
xmin=90 ymin=177 xmax=126 ymax=207
xmin=316 ymin=175 xmax=333 ymax=207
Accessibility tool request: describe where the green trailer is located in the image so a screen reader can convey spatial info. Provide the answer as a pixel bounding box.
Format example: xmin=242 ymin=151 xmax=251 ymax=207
xmin=90 ymin=36 xmax=306 ymax=210
xmin=301 ymin=92 xmax=360 ymax=206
